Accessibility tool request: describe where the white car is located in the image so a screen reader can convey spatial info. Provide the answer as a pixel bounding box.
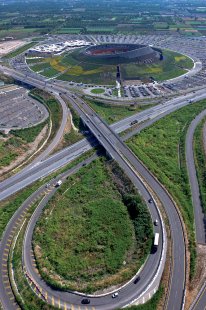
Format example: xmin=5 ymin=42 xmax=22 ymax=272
xmin=112 ymin=292 xmax=119 ymax=298
xmin=154 ymin=219 xmax=158 ymax=226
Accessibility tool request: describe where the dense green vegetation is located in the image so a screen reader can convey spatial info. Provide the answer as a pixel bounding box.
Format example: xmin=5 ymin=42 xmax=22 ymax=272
xmin=10 ymin=121 xmax=47 ymax=143
xmin=0 ymin=138 xmax=18 ymax=167
xmin=29 ymin=89 xmax=62 ymax=142
xmin=127 ymin=100 xmax=206 ymax=278
xmin=58 ymin=100 xmax=85 ymax=149
xmin=193 ymin=117 xmax=206 ymax=215
xmin=85 ymin=98 xmax=155 ymax=124
xmin=33 ymin=158 xmax=153 ymax=292
xmin=0 ymin=149 xmax=95 ymax=240
xmin=0 ymin=120 xmax=47 ymax=169
xmin=12 ymin=213 xmax=59 ymax=310
xmin=0 ymin=182 xmax=42 ymax=239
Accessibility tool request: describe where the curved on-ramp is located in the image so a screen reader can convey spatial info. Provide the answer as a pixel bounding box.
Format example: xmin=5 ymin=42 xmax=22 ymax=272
xmin=186 ymin=109 xmax=206 ymax=245
xmin=0 ymin=153 xmax=166 ymax=310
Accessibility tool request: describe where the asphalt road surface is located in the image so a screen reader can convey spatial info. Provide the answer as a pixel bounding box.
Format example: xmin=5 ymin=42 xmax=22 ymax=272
xmin=1 ymin=88 xmax=206 ymax=202
xmin=0 ymin=64 xmax=206 ymax=309
xmin=186 ymin=110 xmax=206 ymax=245
xmin=64 ymin=94 xmax=186 ymax=310
xmin=0 ymin=153 xmax=164 ymax=310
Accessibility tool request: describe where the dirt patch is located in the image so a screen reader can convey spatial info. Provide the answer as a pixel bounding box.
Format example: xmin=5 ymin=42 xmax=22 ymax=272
xmin=0 ymin=125 xmax=48 ymax=180
xmin=0 ymin=40 xmax=26 ymax=56
xmin=185 ymin=244 xmax=206 ymax=309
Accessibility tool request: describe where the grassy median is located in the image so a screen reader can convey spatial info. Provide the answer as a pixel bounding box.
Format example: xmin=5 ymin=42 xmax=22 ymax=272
xmin=85 ymin=98 xmax=155 ymax=124
xmin=127 ymin=99 xmax=206 ymax=278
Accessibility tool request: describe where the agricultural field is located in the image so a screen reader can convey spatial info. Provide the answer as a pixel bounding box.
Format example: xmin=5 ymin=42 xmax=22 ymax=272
xmin=33 ymin=158 xmax=153 ymax=293
xmin=86 ymin=26 xmax=115 ymax=33
xmin=0 ymin=0 xmax=204 ymax=40
xmin=127 ymin=99 xmax=206 ymax=278
xmin=55 ymin=28 xmax=83 ymax=34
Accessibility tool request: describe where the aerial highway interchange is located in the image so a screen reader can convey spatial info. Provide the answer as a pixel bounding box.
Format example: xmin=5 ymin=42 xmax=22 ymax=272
xmin=0 ymin=34 xmax=206 ymax=310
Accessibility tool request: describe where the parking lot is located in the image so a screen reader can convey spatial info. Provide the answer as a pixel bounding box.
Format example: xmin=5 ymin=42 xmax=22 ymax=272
xmin=9 ymin=33 xmax=206 ymax=99
xmin=0 ymin=85 xmax=49 ymax=129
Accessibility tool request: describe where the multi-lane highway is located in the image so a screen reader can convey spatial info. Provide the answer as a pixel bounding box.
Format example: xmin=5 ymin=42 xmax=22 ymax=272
xmin=1 ymin=85 xmax=206 ymax=201
xmin=0 ymin=63 xmax=206 ymax=310
xmin=63 ymin=94 xmax=186 ymax=310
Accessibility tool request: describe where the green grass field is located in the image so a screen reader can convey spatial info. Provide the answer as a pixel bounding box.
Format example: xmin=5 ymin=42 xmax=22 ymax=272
xmin=26 ymin=57 xmax=45 ymax=64
xmin=121 ymin=50 xmax=193 ymax=81
xmin=30 ymin=62 xmax=51 ymax=72
xmin=0 ymin=120 xmax=47 ymax=169
xmin=28 ymin=48 xmax=193 ymax=84
xmin=29 ymin=89 xmax=62 ymax=143
xmin=33 ymin=158 xmax=153 ymax=292
xmin=193 ymin=118 xmax=206 ymax=215
xmin=0 ymin=138 xmax=18 ymax=167
xmin=0 ymin=147 xmax=95 ymax=242
xmin=86 ymin=26 xmax=115 ymax=33
xmin=10 ymin=121 xmax=47 ymax=143
xmin=85 ymin=98 xmax=155 ymax=124
xmin=127 ymin=99 xmax=206 ymax=278
xmin=55 ymin=28 xmax=83 ymax=34
xmin=91 ymin=88 xmax=105 ymax=94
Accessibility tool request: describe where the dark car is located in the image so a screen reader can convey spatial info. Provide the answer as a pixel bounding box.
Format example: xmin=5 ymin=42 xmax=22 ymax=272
xmin=148 ymin=198 xmax=153 ymax=203
xmin=81 ymin=298 xmax=90 ymax=304
xmin=134 ymin=276 xmax=140 ymax=284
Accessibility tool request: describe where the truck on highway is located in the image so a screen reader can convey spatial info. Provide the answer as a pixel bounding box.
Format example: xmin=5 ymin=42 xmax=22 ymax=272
xmin=153 ymin=233 xmax=159 ymax=252
xmin=55 ymin=180 xmax=62 ymax=187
